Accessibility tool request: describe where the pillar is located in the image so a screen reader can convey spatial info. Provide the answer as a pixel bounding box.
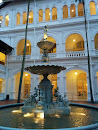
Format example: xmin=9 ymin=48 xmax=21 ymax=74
xmin=10 ymin=76 xmax=15 ymax=99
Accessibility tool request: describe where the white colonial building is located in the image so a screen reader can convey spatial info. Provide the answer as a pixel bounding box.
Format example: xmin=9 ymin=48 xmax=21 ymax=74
xmin=0 ymin=0 xmax=98 ymax=101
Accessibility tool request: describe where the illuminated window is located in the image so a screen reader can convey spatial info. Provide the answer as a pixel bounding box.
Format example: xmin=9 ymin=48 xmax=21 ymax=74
xmin=23 ymin=12 xmax=27 ymax=24
xmin=52 ymin=7 xmax=57 ymax=20
xmin=45 ymin=8 xmax=50 ymax=21
xmin=17 ymin=39 xmax=31 ymax=55
xmin=94 ymin=33 xmax=98 ymax=50
xmin=90 ymin=1 xmax=96 ymax=15
xmin=29 ymin=11 xmax=33 ymax=24
xmin=70 ymin=4 xmax=76 ymax=18
xmin=0 ymin=16 xmax=3 ymax=26
xmin=78 ymin=3 xmax=84 ymax=16
xmin=0 ymin=52 xmax=5 ymax=65
xmin=5 ymin=15 xmax=9 ymax=26
xmin=66 ymin=34 xmax=84 ymax=52
xmin=16 ymin=13 xmax=20 ymax=25
xmin=63 ymin=5 xmax=68 ymax=19
xmin=39 ymin=9 xmax=43 ymax=22
xmin=0 ymin=78 xmax=5 ymax=93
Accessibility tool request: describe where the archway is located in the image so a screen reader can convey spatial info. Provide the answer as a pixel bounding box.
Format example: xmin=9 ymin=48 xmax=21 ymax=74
xmin=15 ymin=72 xmax=31 ymax=99
xmin=16 ymin=13 xmax=20 ymax=25
xmin=0 ymin=16 xmax=3 ymax=26
xmin=89 ymin=1 xmax=96 ymax=15
xmin=40 ymin=36 xmax=56 ymax=53
xmin=29 ymin=11 xmax=33 ymax=24
xmin=52 ymin=7 xmax=57 ymax=20
xmin=70 ymin=4 xmax=76 ymax=18
xmin=5 ymin=15 xmax=9 ymax=26
xmin=78 ymin=3 xmax=84 ymax=16
xmin=23 ymin=12 xmax=27 ymax=24
xmin=39 ymin=9 xmax=43 ymax=22
xmin=63 ymin=5 xmax=68 ymax=19
xmin=66 ymin=70 xmax=87 ymax=100
xmin=66 ymin=33 xmax=84 ymax=52
xmin=17 ymin=39 xmax=31 ymax=55
xmin=45 ymin=8 xmax=50 ymax=21
xmin=0 ymin=78 xmax=5 ymax=93
xmin=94 ymin=33 xmax=98 ymax=50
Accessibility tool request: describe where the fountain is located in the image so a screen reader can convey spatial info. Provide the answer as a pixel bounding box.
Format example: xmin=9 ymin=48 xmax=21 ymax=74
xmin=22 ymin=25 xmax=70 ymax=116
xmin=0 ymin=26 xmax=98 ymax=130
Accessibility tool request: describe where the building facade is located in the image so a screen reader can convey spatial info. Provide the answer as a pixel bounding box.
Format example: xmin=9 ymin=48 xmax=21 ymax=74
xmin=0 ymin=0 xmax=98 ymax=101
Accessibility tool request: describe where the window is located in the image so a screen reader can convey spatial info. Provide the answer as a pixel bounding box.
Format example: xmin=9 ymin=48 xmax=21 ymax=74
xmin=5 ymin=15 xmax=9 ymax=26
xmin=0 ymin=52 xmax=5 ymax=65
xmin=94 ymin=33 xmax=98 ymax=50
xmin=78 ymin=3 xmax=84 ymax=16
xmin=23 ymin=12 xmax=27 ymax=24
xmin=63 ymin=5 xmax=68 ymax=19
xmin=29 ymin=11 xmax=33 ymax=24
xmin=45 ymin=8 xmax=50 ymax=21
xmin=39 ymin=9 xmax=43 ymax=22
xmin=90 ymin=1 xmax=96 ymax=15
xmin=70 ymin=4 xmax=76 ymax=18
xmin=52 ymin=7 xmax=57 ymax=20
xmin=0 ymin=16 xmax=3 ymax=27
xmin=16 ymin=13 xmax=20 ymax=25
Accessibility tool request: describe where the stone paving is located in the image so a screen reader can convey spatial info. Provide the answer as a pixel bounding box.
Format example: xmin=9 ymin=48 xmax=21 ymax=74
xmin=0 ymin=100 xmax=98 ymax=106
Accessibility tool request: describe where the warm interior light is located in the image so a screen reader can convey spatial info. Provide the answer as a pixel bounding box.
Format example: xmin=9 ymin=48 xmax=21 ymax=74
xmin=73 ymin=39 xmax=76 ymax=42
xmin=75 ymin=72 xmax=77 ymax=75
xmin=71 ymin=9 xmax=74 ymax=12
xmin=25 ymin=74 xmax=28 ymax=76
xmin=0 ymin=20 xmax=2 ymax=23
xmin=12 ymin=110 xmax=22 ymax=113
xmin=49 ymin=13 xmax=50 ymax=15
xmin=29 ymin=15 xmax=31 ymax=18
xmin=86 ymin=84 xmax=87 ymax=86
xmin=55 ymin=114 xmax=60 ymax=118
xmin=27 ymin=43 xmax=29 ymax=46
xmin=23 ymin=113 xmax=34 ymax=117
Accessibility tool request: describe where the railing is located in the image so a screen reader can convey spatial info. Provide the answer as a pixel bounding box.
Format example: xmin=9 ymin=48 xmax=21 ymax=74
xmin=95 ymin=50 xmax=98 ymax=55
xmin=66 ymin=51 xmax=86 ymax=57
xmin=0 ymin=93 xmax=5 ymax=100
xmin=0 ymin=64 xmax=6 ymax=72
xmin=8 ymin=55 xmax=31 ymax=61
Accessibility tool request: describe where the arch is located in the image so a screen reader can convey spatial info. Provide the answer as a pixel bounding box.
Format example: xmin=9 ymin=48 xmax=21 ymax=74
xmin=15 ymin=72 xmax=31 ymax=99
xmin=66 ymin=69 xmax=87 ymax=100
xmin=17 ymin=39 xmax=31 ymax=55
xmin=94 ymin=33 xmax=98 ymax=50
xmin=65 ymin=33 xmax=84 ymax=52
xmin=45 ymin=8 xmax=50 ymax=21
xmin=96 ymin=72 xmax=98 ymax=88
xmin=5 ymin=14 xmax=9 ymax=26
xmin=16 ymin=13 xmax=20 ymax=25
xmin=23 ymin=12 xmax=27 ymax=24
xmin=52 ymin=7 xmax=57 ymax=20
xmin=29 ymin=11 xmax=33 ymax=24
xmin=78 ymin=3 xmax=84 ymax=16
xmin=63 ymin=5 xmax=68 ymax=19
xmin=0 ymin=16 xmax=3 ymax=27
xmin=40 ymin=36 xmax=56 ymax=53
xmin=70 ymin=4 xmax=76 ymax=18
xmin=89 ymin=1 xmax=96 ymax=15
xmin=39 ymin=9 xmax=43 ymax=22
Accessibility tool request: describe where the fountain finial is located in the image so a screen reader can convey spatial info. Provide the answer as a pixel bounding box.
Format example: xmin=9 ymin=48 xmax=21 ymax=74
xmin=44 ymin=25 xmax=48 ymax=41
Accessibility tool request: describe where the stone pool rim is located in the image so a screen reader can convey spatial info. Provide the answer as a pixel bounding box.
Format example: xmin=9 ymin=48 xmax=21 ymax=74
xmin=0 ymin=103 xmax=98 ymax=130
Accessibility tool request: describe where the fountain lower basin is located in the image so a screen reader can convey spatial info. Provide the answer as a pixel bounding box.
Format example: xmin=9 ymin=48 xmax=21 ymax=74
xmin=0 ymin=103 xmax=98 ymax=130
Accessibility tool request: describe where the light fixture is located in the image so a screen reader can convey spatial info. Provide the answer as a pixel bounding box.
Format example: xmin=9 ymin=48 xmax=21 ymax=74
xmin=71 ymin=9 xmax=74 ymax=12
xmin=25 ymin=74 xmax=28 ymax=76
xmin=27 ymin=43 xmax=29 ymax=46
xmin=73 ymin=39 xmax=76 ymax=42
xmin=75 ymin=72 xmax=77 ymax=75
xmin=49 ymin=13 xmax=50 ymax=15
xmin=29 ymin=15 xmax=31 ymax=18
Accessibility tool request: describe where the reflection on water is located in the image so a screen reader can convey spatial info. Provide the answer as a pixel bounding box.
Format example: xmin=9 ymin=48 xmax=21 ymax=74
xmin=0 ymin=106 xmax=98 ymax=129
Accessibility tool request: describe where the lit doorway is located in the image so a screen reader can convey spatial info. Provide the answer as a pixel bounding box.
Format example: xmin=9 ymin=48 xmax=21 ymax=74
xmin=66 ymin=70 xmax=87 ymax=100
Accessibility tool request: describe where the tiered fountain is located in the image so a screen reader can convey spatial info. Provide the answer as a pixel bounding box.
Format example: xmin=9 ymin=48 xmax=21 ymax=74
xmin=22 ymin=26 xmax=71 ymax=116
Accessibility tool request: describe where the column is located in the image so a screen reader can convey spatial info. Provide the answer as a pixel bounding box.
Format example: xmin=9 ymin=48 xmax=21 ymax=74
xmin=76 ymin=6 xmax=78 ymax=17
xmin=2 ymin=14 xmax=5 ymax=27
xmin=87 ymin=75 xmax=91 ymax=101
xmin=94 ymin=75 xmax=97 ymax=101
xmin=50 ymin=8 xmax=52 ymax=21
xmin=68 ymin=6 xmax=70 ymax=18
xmin=10 ymin=76 xmax=15 ymax=99
xmin=43 ymin=10 xmax=45 ymax=22
xmin=20 ymin=12 xmax=23 ymax=25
